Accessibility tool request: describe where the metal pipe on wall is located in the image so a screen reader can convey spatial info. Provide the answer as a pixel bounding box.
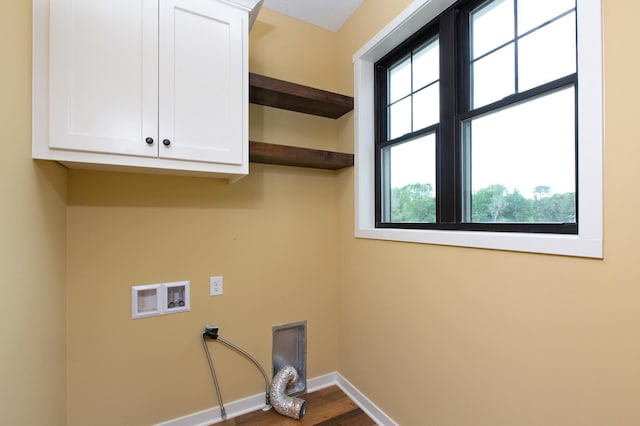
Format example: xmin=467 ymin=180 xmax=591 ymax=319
xmin=201 ymin=325 xmax=271 ymax=420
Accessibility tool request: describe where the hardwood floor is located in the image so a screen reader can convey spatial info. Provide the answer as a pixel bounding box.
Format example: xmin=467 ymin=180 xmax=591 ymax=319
xmin=217 ymin=385 xmax=376 ymax=425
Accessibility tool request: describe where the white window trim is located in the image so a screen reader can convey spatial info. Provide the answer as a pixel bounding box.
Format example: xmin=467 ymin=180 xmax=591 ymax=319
xmin=352 ymin=0 xmax=603 ymax=258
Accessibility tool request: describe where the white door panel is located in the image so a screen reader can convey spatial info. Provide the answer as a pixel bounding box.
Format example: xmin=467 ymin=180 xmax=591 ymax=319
xmin=49 ymin=0 xmax=158 ymax=156
xmin=159 ymin=0 xmax=245 ymax=164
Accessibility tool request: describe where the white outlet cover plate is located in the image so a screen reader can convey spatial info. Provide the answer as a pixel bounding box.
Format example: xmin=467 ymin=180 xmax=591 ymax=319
xmin=210 ymin=276 xmax=223 ymax=296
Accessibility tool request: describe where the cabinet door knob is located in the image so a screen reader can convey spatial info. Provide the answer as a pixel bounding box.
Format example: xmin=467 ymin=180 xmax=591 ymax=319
xmin=162 ymin=139 xmax=171 ymax=146
xmin=145 ymin=137 xmax=154 ymax=145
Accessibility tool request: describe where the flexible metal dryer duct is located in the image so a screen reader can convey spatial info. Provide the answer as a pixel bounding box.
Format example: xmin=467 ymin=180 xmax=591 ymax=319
xmin=270 ymin=365 xmax=307 ymax=420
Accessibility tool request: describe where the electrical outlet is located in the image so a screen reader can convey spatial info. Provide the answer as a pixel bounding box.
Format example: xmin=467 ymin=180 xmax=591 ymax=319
xmin=210 ymin=276 xmax=223 ymax=296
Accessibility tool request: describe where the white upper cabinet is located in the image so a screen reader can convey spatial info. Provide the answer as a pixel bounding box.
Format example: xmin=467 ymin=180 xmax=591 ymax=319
xmin=33 ymin=0 xmax=262 ymax=180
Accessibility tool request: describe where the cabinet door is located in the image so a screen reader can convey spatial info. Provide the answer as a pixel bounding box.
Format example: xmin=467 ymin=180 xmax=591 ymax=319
xmin=49 ymin=0 xmax=158 ymax=156
xmin=159 ymin=0 xmax=246 ymax=165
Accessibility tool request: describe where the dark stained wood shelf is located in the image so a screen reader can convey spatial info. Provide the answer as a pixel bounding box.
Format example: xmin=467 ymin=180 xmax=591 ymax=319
xmin=248 ymin=73 xmax=354 ymax=170
xmin=249 ymin=73 xmax=354 ymax=119
xmin=250 ymin=141 xmax=353 ymax=170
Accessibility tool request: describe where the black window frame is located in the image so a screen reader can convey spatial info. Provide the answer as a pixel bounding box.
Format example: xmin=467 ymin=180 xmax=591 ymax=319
xmin=373 ymin=0 xmax=578 ymax=235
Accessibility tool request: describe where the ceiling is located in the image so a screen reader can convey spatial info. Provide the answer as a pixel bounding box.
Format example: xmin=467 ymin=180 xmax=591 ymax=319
xmin=262 ymin=0 xmax=365 ymax=32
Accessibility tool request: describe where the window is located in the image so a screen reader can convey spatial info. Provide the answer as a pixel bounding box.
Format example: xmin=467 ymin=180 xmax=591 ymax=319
xmin=377 ymin=0 xmax=577 ymax=233
xmin=353 ymin=0 xmax=602 ymax=257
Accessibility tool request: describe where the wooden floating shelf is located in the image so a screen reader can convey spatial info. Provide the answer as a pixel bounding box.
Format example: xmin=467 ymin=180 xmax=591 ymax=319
xmin=249 ymin=141 xmax=353 ymax=170
xmin=248 ymin=73 xmax=355 ymax=170
xmin=249 ymin=73 xmax=354 ymax=119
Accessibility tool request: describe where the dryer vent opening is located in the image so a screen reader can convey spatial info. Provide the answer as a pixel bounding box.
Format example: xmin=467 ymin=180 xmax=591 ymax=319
xmin=272 ymin=320 xmax=307 ymax=395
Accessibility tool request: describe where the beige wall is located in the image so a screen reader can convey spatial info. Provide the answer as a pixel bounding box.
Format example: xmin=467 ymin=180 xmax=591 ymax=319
xmin=336 ymin=1 xmax=640 ymax=425
xmin=1 ymin=1 xmax=68 ymax=425
xmin=65 ymin=9 xmax=341 ymax=426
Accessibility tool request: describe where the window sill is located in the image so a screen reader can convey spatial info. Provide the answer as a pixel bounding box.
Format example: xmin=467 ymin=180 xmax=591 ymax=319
xmin=355 ymin=226 xmax=602 ymax=258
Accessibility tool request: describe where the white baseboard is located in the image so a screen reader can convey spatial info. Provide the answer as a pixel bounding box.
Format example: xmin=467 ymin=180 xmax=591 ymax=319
xmin=155 ymin=371 xmax=396 ymax=426
xmin=336 ymin=374 xmax=399 ymax=426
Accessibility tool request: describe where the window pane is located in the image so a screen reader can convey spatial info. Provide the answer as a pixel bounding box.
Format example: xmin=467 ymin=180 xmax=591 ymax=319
xmin=413 ymin=82 xmax=439 ymax=131
xmin=517 ymin=0 xmax=575 ymax=35
xmin=389 ymin=97 xmax=411 ymax=139
xmin=472 ymin=44 xmax=515 ymax=108
xmin=471 ymin=0 xmax=514 ymax=59
xmin=389 ymin=56 xmax=411 ymax=103
xmin=463 ymin=86 xmax=575 ymax=223
xmin=413 ymin=38 xmax=439 ymax=90
xmin=384 ymin=134 xmax=437 ymax=223
xmin=518 ymin=12 xmax=576 ymax=92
